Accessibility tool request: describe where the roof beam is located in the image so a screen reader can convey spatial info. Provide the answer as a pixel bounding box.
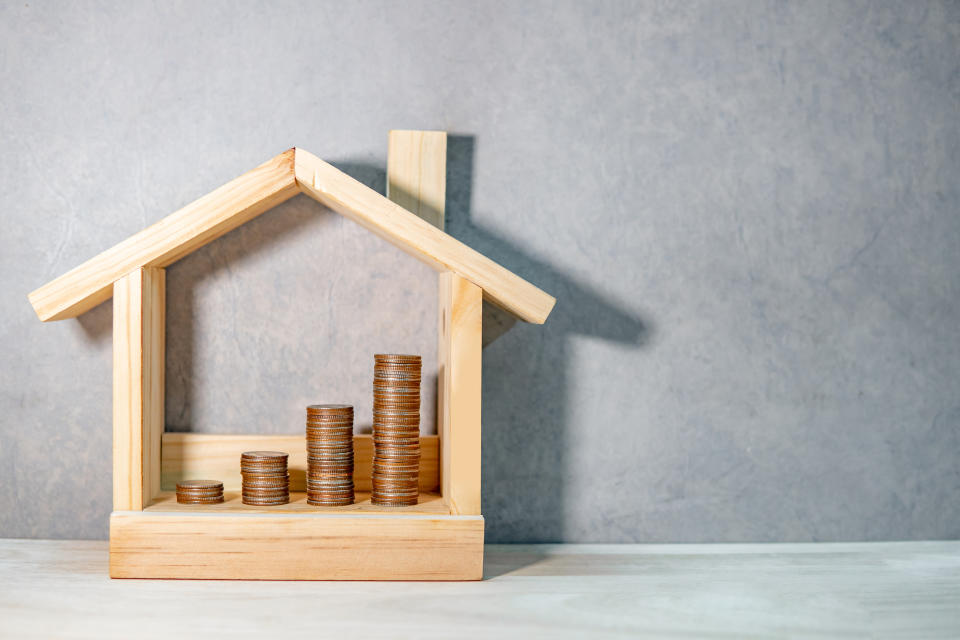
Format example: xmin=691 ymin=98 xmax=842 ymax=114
xmin=28 ymin=150 xmax=298 ymax=321
xmin=294 ymin=148 xmax=555 ymax=324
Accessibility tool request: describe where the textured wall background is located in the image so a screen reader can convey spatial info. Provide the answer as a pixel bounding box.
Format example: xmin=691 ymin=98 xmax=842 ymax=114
xmin=2 ymin=1 xmax=958 ymax=542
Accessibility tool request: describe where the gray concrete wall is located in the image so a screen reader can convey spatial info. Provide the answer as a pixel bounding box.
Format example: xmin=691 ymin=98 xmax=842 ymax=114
xmin=2 ymin=1 xmax=958 ymax=542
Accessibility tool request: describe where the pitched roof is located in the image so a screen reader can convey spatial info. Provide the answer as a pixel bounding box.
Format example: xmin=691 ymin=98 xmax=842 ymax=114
xmin=28 ymin=148 xmax=556 ymax=324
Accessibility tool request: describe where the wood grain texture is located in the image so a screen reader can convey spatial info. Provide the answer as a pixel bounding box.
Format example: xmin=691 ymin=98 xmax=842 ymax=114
xmin=387 ymin=130 xmax=447 ymax=229
xmin=29 ymin=150 xmax=298 ymax=321
xmin=109 ymin=512 xmax=484 ymax=580
xmin=438 ymin=272 xmax=483 ymax=515
xmin=112 ymin=268 xmax=164 ymax=511
xmin=295 ymin=148 xmax=555 ymax=324
xmin=160 ymin=433 xmax=439 ymax=493
xmin=146 ymin=490 xmax=448 ymax=515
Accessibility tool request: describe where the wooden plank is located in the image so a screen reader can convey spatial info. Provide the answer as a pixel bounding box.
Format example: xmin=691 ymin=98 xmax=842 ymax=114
xmin=112 ymin=268 xmax=164 ymax=511
xmin=145 ymin=490 xmax=449 ymax=515
xmin=295 ymin=148 xmax=555 ymax=324
xmin=110 ymin=511 xmax=484 ymax=580
xmin=387 ymin=130 xmax=447 ymax=229
xmin=29 ymin=150 xmax=298 ymax=322
xmin=160 ymin=433 xmax=439 ymax=493
xmin=438 ymin=272 xmax=483 ymax=515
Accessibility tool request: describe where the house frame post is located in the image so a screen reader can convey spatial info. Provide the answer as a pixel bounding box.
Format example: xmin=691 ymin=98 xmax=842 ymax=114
xmin=112 ymin=267 xmax=165 ymax=510
xmin=386 ymin=130 xmax=482 ymax=515
xmin=437 ymin=272 xmax=482 ymax=514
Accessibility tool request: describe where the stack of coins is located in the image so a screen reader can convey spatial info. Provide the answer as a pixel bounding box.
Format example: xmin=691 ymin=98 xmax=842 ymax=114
xmin=371 ymin=354 xmax=422 ymax=506
xmin=306 ymin=404 xmax=355 ymax=506
xmin=176 ymin=480 xmax=224 ymax=504
xmin=240 ymin=451 xmax=290 ymax=505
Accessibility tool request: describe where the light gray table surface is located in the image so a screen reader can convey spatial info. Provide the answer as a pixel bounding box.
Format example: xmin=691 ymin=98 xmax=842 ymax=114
xmin=0 ymin=539 xmax=957 ymax=639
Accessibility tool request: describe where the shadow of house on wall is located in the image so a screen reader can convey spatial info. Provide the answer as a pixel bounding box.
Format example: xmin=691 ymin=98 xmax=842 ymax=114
xmin=441 ymin=136 xmax=652 ymax=543
xmin=73 ymin=140 xmax=651 ymax=544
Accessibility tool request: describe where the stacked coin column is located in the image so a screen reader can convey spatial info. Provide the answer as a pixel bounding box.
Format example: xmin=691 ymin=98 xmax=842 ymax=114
xmin=305 ymin=404 xmax=355 ymax=506
xmin=240 ymin=451 xmax=290 ymax=505
xmin=176 ymin=480 xmax=224 ymax=505
xmin=371 ymin=354 xmax=422 ymax=506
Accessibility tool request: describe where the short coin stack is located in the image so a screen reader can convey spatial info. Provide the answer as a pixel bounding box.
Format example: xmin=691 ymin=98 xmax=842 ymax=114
xmin=240 ymin=451 xmax=290 ymax=505
xmin=306 ymin=404 xmax=355 ymax=506
xmin=176 ymin=479 xmax=224 ymax=504
xmin=371 ymin=354 xmax=422 ymax=506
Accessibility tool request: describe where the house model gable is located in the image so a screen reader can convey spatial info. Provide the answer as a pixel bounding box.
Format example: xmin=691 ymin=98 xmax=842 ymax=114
xmin=28 ymin=131 xmax=555 ymax=581
xmin=29 ymin=147 xmax=555 ymax=325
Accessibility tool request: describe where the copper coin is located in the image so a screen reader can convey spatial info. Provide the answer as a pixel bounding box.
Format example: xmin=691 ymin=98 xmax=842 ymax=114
xmin=373 ymin=435 xmax=419 ymax=442
xmin=306 ymin=439 xmax=354 ymax=447
xmin=375 ymin=448 xmax=421 ymax=457
xmin=374 ymin=353 xmax=421 ymax=361
xmin=371 ymin=491 xmax=419 ymax=499
xmin=370 ymin=484 xmax=418 ymax=491
xmin=373 ymin=467 xmax=419 ymax=476
xmin=373 ymin=379 xmax=421 ymax=387
xmin=307 ymin=403 xmax=353 ymax=412
xmin=374 ymin=452 xmax=421 ymax=461
xmin=306 ymin=478 xmax=354 ymax=486
xmin=307 ymin=499 xmax=354 ymax=504
xmin=240 ymin=465 xmax=289 ymax=473
xmin=372 ymin=470 xmax=419 ymax=478
xmin=373 ymin=408 xmax=420 ymax=416
xmin=373 ymin=374 xmax=422 ymax=383
xmin=307 ymin=455 xmax=354 ymax=464
xmin=373 ymin=416 xmax=421 ymax=424
xmin=306 ymin=427 xmax=353 ymax=435
xmin=177 ymin=479 xmax=223 ymax=489
xmin=241 ymin=450 xmax=288 ymax=460
xmin=177 ymin=496 xmax=225 ymax=504
xmin=373 ymin=384 xmax=420 ymax=392
xmin=373 ymin=427 xmax=420 ymax=435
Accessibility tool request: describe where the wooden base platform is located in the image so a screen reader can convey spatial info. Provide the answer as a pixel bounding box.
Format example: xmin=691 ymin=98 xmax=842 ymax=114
xmin=110 ymin=491 xmax=484 ymax=580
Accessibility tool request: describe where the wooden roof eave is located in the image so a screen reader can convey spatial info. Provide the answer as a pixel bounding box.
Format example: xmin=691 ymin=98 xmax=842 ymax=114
xmin=28 ymin=148 xmax=556 ymax=325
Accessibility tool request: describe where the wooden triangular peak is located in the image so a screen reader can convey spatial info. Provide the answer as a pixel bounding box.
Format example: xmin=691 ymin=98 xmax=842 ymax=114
xmin=28 ymin=147 xmax=556 ymax=324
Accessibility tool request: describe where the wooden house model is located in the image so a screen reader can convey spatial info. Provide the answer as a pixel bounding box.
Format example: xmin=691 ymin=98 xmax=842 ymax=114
xmin=28 ymin=131 xmax=555 ymax=580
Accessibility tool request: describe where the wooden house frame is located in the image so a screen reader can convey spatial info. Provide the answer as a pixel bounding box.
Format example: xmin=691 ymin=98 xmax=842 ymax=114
xmin=28 ymin=131 xmax=555 ymax=580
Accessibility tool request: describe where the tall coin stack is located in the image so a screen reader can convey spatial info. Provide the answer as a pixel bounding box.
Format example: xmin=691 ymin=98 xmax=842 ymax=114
xmin=371 ymin=354 xmax=422 ymax=506
xmin=240 ymin=451 xmax=290 ymax=505
xmin=305 ymin=404 xmax=355 ymax=506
